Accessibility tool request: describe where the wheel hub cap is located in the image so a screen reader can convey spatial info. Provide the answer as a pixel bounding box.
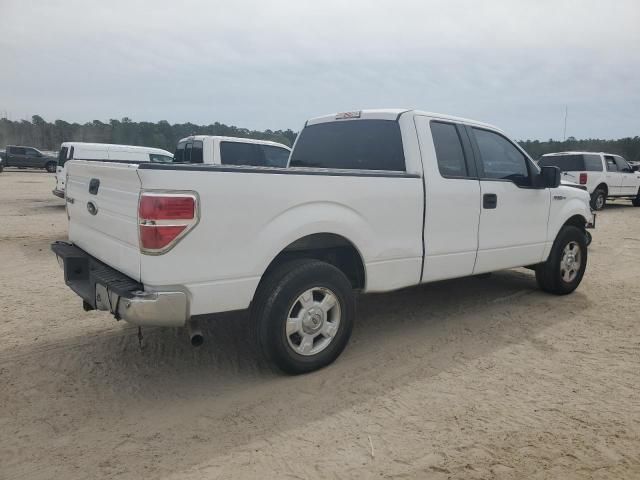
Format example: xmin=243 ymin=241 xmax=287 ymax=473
xmin=286 ymin=287 xmax=341 ymax=356
xmin=302 ymin=308 xmax=324 ymax=333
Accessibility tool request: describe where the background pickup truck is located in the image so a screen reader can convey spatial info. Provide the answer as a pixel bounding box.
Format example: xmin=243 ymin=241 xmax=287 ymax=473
xmin=52 ymin=109 xmax=594 ymax=374
xmin=3 ymin=145 xmax=58 ymax=172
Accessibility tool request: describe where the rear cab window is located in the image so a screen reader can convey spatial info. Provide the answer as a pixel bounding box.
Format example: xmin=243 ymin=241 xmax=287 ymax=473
xmin=430 ymin=121 xmax=470 ymax=178
xmin=289 ymin=120 xmax=406 ymax=171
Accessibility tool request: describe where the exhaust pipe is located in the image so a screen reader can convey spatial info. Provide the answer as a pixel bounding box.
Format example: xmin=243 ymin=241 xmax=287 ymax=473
xmin=187 ymin=320 xmax=204 ymax=347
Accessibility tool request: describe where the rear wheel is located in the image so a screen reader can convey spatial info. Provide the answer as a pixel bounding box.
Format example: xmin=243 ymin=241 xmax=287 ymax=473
xmin=45 ymin=162 xmax=57 ymax=173
xmin=251 ymin=259 xmax=355 ymax=374
xmin=535 ymin=226 xmax=587 ymax=295
xmin=590 ymin=188 xmax=606 ymax=210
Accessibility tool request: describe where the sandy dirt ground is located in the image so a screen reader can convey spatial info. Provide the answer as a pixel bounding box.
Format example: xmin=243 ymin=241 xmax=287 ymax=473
xmin=1 ymin=170 xmax=639 ymax=479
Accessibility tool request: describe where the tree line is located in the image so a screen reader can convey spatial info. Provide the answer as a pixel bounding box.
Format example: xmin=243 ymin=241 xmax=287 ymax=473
xmin=1 ymin=115 xmax=639 ymax=161
xmin=0 ymin=116 xmax=297 ymax=153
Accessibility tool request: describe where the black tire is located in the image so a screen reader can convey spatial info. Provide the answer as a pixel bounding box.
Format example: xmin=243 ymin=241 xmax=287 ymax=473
xmin=535 ymin=226 xmax=588 ymax=295
xmin=45 ymin=162 xmax=57 ymax=173
xmin=251 ymin=259 xmax=355 ymax=374
xmin=590 ymin=188 xmax=606 ymax=210
xmin=632 ymin=189 xmax=640 ymax=207
xmin=585 ymin=230 xmax=592 ymax=246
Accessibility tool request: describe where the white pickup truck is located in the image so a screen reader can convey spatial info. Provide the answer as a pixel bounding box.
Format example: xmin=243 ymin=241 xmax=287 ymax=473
xmin=52 ymin=109 xmax=594 ymax=374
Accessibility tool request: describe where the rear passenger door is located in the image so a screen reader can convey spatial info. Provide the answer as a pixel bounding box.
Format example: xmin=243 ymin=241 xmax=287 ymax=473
xmin=469 ymin=127 xmax=550 ymax=273
xmin=415 ymin=117 xmax=481 ymax=282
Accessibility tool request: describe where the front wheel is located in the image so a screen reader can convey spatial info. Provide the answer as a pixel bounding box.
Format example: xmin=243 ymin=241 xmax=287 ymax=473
xmin=535 ymin=226 xmax=588 ymax=295
xmin=632 ymin=188 xmax=640 ymax=207
xmin=45 ymin=162 xmax=57 ymax=173
xmin=251 ymin=259 xmax=355 ymax=374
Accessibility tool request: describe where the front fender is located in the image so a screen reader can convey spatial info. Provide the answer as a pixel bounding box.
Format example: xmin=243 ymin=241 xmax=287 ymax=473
xmin=544 ymin=192 xmax=592 ymax=258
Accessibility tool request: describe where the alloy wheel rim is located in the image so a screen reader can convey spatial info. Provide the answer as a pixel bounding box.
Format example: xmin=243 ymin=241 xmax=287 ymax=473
xmin=560 ymin=241 xmax=582 ymax=283
xmin=285 ymin=287 xmax=341 ymax=356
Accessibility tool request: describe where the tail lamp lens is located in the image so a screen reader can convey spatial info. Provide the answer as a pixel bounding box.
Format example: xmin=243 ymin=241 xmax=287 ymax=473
xmin=579 ymin=173 xmax=588 ymax=184
xmin=139 ymin=195 xmax=195 ymax=220
xmin=138 ymin=193 xmax=197 ymax=253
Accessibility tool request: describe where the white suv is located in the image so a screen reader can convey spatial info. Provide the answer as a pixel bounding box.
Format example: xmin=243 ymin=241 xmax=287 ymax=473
xmin=538 ymin=152 xmax=640 ymax=210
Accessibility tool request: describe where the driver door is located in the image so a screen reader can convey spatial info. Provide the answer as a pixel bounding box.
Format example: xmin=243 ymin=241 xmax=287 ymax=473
xmin=468 ymin=127 xmax=550 ymax=274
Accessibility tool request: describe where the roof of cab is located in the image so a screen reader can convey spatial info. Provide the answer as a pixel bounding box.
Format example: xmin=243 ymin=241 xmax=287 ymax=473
xmin=59 ymin=142 xmax=172 ymax=155
xmin=305 ymin=108 xmax=502 ymax=132
xmin=178 ymin=136 xmax=291 ymax=150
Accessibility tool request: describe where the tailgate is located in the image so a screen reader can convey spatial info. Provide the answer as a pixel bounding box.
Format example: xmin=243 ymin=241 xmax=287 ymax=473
xmin=66 ymin=161 xmax=142 ymax=281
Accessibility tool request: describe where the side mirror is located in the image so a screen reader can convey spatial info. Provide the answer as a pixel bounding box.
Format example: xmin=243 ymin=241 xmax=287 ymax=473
xmin=539 ymin=165 xmax=561 ymax=188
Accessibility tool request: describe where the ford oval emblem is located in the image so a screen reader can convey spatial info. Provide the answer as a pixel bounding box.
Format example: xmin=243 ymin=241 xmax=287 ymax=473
xmin=87 ymin=201 xmax=98 ymax=216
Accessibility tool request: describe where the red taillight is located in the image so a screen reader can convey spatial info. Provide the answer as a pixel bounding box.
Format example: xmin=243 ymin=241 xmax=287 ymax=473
xmin=138 ymin=192 xmax=198 ymax=254
xmin=139 ymin=195 xmax=194 ymax=220
xmin=579 ymin=173 xmax=588 ymax=185
xmin=139 ymin=225 xmax=187 ymax=250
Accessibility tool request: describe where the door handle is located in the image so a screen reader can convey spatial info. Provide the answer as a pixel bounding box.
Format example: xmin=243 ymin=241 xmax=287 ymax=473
xmin=483 ymin=193 xmax=497 ymax=209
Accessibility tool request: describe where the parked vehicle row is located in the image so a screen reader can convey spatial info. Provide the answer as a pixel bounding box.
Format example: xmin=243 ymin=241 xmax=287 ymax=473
xmin=51 ymin=137 xmax=291 ymax=198
xmin=538 ymin=152 xmax=640 ymax=209
xmin=53 ymin=143 xmax=174 ymax=198
xmin=52 ymin=109 xmax=595 ymax=374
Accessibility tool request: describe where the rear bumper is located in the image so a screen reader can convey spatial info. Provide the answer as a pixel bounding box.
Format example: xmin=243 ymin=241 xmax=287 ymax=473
xmin=51 ymin=241 xmax=189 ymax=327
xmin=52 ymin=188 xmax=65 ymax=199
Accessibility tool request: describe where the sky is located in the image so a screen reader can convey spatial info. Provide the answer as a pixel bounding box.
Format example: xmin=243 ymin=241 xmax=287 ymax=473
xmin=1 ymin=0 xmax=639 ymax=140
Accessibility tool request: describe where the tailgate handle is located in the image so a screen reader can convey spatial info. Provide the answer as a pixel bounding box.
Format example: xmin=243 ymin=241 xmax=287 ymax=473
xmin=89 ymin=178 xmax=100 ymax=195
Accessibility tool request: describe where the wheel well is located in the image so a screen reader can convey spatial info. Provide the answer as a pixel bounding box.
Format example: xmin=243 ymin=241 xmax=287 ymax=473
xmin=263 ymin=233 xmax=366 ymax=289
xmin=595 ymin=183 xmax=608 ymax=195
xmin=563 ymin=214 xmax=587 ymax=232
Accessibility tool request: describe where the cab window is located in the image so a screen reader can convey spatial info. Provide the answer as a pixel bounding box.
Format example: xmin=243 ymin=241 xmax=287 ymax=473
xmin=430 ymin=121 xmax=469 ymax=178
xmin=261 ymin=145 xmax=290 ymax=167
xmin=220 ymin=141 xmax=263 ymax=166
xmin=614 ymin=156 xmax=631 ymax=173
xmin=605 ymin=156 xmax=617 ymax=172
xmin=472 ymin=128 xmax=531 ymax=186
